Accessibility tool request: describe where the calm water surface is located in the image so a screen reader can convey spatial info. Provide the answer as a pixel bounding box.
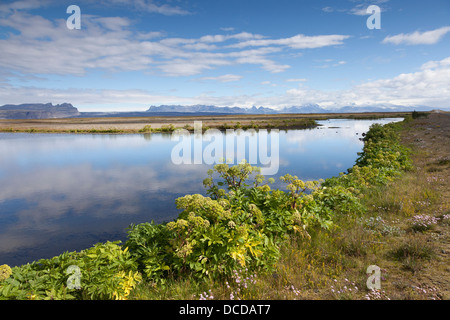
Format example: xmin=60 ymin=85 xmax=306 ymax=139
xmin=0 ymin=118 xmax=402 ymax=266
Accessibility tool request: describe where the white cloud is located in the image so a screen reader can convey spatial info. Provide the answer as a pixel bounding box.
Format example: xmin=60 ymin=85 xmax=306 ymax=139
xmin=135 ymin=31 xmax=165 ymax=40
xmin=321 ymin=1 xmax=389 ymax=16
xmin=0 ymin=10 xmax=347 ymax=77
xmin=0 ymin=12 xmax=157 ymax=75
xmin=315 ymin=59 xmax=347 ymax=69
xmin=286 ymin=57 xmax=450 ymax=108
xmin=158 ymin=56 xmax=232 ymax=76
xmin=3 ymin=57 xmax=449 ymax=110
xmin=234 ymin=54 xmax=290 ymax=73
xmin=220 ymin=27 xmax=235 ymax=32
xmin=261 ymin=81 xmax=278 ymax=87
xmin=160 ymin=32 xmax=264 ymax=47
xmin=199 ymin=74 xmax=243 ymax=83
xmin=383 ymin=26 xmax=450 ymax=45
xmin=99 ymin=0 xmax=191 ymax=16
xmin=0 ymin=0 xmax=48 ymax=12
xmin=420 ymin=57 xmax=450 ymax=70
xmin=0 ymin=85 xmax=200 ymax=108
xmin=200 ymin=33 xmax=255 ymax=43
xmin=321 ymin=7 xmax=334 ymax=13
xmin=92 ymin=16 xmax=132 ymax=31
xmin=182 ymin=42 xmax=219 ymax=51
xmin=229 ymin=34 xmax=350 ymax=49
xmin=135 ymin=2 xmax=191 ymax=16
xmin=349 ymin=0 xmax=389 ymax=15
xmin=0 ymin=0 xmax=191 ymax=16
xmin=349 ymin=5 xmax=371 ymax=16
xmin=7 ymin=2 xmax=448 ymax=111
xmin=286 ymin=78 xmax=307 ymax=82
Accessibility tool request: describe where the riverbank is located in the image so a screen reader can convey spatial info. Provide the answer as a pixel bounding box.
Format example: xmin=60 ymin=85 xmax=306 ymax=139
xmin=128 ymin=112 xmax=449 ymax=300
xmin=0 ymin=112 xmax=448 ymax=301
xmin=127 ymin=111 xmax=448 ymax=300
xmin=0 ymin=112 xmax=411 ymax=134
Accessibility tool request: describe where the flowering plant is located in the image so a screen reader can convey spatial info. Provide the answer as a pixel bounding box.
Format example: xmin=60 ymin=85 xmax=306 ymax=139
xmin=410 ymin=214 xmax=440 ymax=232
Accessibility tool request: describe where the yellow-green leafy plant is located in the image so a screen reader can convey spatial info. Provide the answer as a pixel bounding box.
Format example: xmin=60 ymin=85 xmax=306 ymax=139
xmin=0 ymin=265 xmax=12 ymax=281
xmin=0 ymin=241 xmax=141 ymax=300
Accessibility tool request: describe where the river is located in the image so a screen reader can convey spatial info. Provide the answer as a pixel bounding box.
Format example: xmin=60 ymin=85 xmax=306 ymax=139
xmin=0 ymin=118 xmax=402 ymax=266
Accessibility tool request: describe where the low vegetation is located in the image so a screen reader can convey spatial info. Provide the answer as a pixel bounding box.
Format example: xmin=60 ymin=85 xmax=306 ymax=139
xmin=0 ymin=127 xmax=127 ymax=134
xmin=0 ymin=113 xmax=448 ymax=300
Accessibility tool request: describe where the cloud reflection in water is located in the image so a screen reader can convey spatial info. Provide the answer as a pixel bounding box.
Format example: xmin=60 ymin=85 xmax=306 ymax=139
xmin=0 ymin=118 xmax=402 ymax=266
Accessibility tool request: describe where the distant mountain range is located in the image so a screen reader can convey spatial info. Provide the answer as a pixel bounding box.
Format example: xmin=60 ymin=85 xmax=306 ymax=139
xmin=146 ymin=104 xmax=276 ymax=114
xmin=0 ymin=102 xmax=437 ymax=119
xmin=146 ymin=104 xmax=436 ymax=115
xmin=0 ymin=103 xmax=80 ymax=119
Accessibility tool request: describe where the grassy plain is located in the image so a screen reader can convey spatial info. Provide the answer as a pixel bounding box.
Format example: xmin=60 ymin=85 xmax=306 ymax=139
xmin=0 ymin=112 xmax=411 ymax=133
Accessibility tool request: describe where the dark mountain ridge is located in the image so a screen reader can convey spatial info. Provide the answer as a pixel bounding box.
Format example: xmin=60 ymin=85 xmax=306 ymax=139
xmin=0 ymin=103 xmax=80 ymax=119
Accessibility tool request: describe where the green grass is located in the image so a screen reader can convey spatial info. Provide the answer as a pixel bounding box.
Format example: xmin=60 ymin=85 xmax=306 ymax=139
xmin=389 ymin=235 xmax=436 ymax=273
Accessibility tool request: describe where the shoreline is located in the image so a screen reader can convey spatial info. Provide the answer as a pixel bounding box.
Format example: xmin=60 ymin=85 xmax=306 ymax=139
xmin=0 ymin=112 xmax=413 ymax=134
xmin=1 ymin=112 xmax=448 ymax=300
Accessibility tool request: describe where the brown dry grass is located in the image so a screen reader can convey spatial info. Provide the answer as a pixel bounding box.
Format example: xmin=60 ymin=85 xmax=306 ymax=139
xmin=0 ymin=112 xmax=411 ymax=133
xmin=394 ymin=112 xmax=450 ymax=299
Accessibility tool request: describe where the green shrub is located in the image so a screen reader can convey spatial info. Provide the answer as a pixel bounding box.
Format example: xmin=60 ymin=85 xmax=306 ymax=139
xmin=0 ymin=241 xmax=141 ymax=300
xmin=125 ymin=222 xmax=172 ymax=284
xmin=126 ymin=163 xmax=280 ymax=282
xmin=412 ymin=111 xmax=428 ymax=119
xmin=125 ymin=161 xmax=333 ymax=283
xmin=324 ymin=121 xmax=412 ymax=191
xmin=139 ymin=125 xmax=153 ymax=133
xmin=160 ymin=124 xmax=175 ymax=132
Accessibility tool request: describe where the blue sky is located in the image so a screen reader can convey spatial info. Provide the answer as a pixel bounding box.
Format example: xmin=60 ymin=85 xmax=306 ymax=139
xmin=0 ymin=0 xmax=449 ymax=111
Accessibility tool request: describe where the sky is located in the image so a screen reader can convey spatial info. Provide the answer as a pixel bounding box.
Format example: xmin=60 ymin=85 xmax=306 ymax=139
xmin=0 ymin=0 xmax=449 ymax=112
